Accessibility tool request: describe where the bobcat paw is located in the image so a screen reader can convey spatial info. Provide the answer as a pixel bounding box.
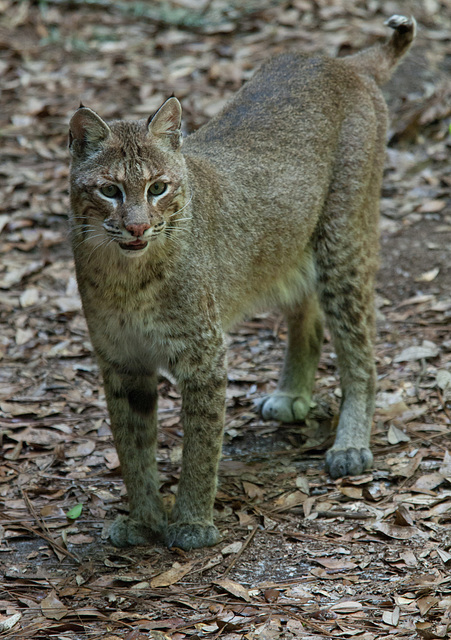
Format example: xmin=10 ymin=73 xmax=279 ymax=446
xmin=109 ymin=515 xmax=163 ymax=547
xmin=325 ymin=447 xmax=373 ymax=479
xmin=165 ymin=522 xmax=221 ymax=551
xmin=260 ymin=392 xmax=310 ymax=422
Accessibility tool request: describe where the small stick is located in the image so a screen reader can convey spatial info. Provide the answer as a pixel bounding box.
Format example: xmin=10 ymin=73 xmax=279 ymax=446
xmin=276 ymin=605 xmax=336 ymax=637
xmin=437 ymin=387 xmax=451 ymax=422
xmin=22 ymin=490 xmax=52 ymax=536
xmin=222 ymin=525 xmax=258 ymax=577
xmin=20 ymin=491 xmax=79 ymax=563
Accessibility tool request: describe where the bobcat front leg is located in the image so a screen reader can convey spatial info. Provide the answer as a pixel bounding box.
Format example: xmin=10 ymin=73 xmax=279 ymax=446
xmin=167 ymin=337 xmax=227 ymax=550
xmin=101 ymin=364 xmax=166 ymax=546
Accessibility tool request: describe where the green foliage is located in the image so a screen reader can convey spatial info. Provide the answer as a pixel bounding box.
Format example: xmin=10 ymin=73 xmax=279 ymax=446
xmin=66 ymin=503 xmax=83 ymax=520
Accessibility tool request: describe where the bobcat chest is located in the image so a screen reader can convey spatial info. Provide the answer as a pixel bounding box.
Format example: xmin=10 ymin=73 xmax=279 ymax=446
xmin=86 ymin=293 xmax=183 ymax=374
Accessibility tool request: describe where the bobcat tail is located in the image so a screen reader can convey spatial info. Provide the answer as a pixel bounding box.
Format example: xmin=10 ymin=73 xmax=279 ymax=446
xmin=344 ymin=15 xmax=416 ymax=86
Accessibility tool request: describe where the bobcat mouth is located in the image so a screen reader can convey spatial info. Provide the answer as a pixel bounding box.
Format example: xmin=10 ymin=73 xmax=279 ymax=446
xmin=119 ymin=239 xmax=149 ymax=251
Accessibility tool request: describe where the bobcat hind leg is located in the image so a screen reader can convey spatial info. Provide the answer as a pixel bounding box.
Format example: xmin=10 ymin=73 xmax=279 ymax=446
xmin=260 ymin=294 xmax=324 ymax=423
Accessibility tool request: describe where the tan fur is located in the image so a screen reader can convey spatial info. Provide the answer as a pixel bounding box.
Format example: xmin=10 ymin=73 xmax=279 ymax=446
xmin=69 ymin=16 xmax=415 ymax=550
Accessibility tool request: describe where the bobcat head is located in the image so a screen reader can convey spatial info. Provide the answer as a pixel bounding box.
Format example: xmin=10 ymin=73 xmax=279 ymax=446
xmin=69 ymin=98 xmax=191 ymax=258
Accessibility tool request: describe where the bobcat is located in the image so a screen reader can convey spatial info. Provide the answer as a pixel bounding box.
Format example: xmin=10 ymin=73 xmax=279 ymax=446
xmin=69 ymin=16 xmax=415 ymax=550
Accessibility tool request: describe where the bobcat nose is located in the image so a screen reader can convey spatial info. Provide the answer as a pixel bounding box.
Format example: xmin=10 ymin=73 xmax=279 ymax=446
xmin=125 ymin=223 xmax=151 ymax=237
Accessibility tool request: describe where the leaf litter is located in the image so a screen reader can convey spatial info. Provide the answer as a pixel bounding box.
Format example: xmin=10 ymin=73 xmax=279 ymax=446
xmin=1 ymin=0 xmax=451 ymax=638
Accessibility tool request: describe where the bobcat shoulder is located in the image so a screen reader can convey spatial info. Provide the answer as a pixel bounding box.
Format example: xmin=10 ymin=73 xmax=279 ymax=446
xmin=69 ymin=16 xmax=416 ymax=550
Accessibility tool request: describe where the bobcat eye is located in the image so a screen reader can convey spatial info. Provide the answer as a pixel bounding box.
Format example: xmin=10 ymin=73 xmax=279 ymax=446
xmin=149 ymin=182 xmax=167 ymax=197
xmin=100 ymin=184 xmax=120 ymax=198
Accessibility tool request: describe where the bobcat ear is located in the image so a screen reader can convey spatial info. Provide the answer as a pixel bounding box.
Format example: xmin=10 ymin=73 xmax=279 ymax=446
xmin=147 ymin=97 xmax=182 ymax=149
xmin=69 ymin=107 xmax=111 ymax=153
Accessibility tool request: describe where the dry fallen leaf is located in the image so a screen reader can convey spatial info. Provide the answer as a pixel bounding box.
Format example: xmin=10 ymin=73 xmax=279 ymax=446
xmin=330 ymin=601 xmax=363 ymax=613
xmin=295 ymin=475 xmax=310 ymax=494
xmin=15 ymin=328 xmax=34 ymax=346
xmin=314 ymin=558 xmax=358 ymax=571
xmin=273 ymin=490 xmax=307 ymax=510
xmin=387 ymin=424 xmax=411 ymax=444
xmin=436 ymin=371 xmax=451 ymax=402
xmin=372 ymin=521 xmax=424 ymax=540
xmin=400 ymin=550 xmax=418 ymax=567
xmin=264 ymin=589 xmax=280 ymax=603
xmin=65 ymin=440 xmax=96 ymax=458
xmin=242 ymin=481 xmax=265 ymax=500
xmin=417 ymin=595 xmax=439 ymax=616
xmin=439 ymin=450 xmax=451 ymax=475
xmin=411 ymin=473 xmax=444 ymax=493
xmin=40 ymin=590 xmax=68 ymax=621
xmin=221 ymin=541 xmax=243 ymax=555
xmin=339 ymin=486 xmax=363 ymax=499
xmin=394 ymin=506 xmax=415 ymax=527
xmin=19 ymin=287 xmax=39 ymax=307
xmin=213 ymin=578 xmax=251 ymax=602
xmin=0 ymin=613 xmax=22 ymax=632
xmin=415 ymin=267 xmax=440 ymax=282
xmin=382 ymin=606 xmax=400 ymax=627
xmin=150 ymin=562 xmax=194 ymax=588
xmin=418 ymin=199 xmax=446 ymax=213
xmin=436 ymin=548 xmax=451 ymax=564
xmin=394 ymin=341 xmax=439 ymax=362
xmin=436 ymin=370 xmax=451 ymax=390
xmin=104 ymin=449 xmax=120 ymax=469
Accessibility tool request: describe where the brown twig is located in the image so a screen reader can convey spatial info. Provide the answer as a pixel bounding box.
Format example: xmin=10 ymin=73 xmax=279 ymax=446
xmin=436 ymin=387 xmax=451 ymax=422
xmin=19 ymin=491 xmax=79 ymax=563
xmin=22 ymin=490 xmax=52 ymax=536
xmin=222 ymin=525 xmax=258 ymax=577
xmin=276 ymin=605 xmax=337 ymax=637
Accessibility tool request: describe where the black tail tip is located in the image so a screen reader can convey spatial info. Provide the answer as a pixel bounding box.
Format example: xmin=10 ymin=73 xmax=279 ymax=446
xmin=384 ymin=14 xmax=416 ymax=36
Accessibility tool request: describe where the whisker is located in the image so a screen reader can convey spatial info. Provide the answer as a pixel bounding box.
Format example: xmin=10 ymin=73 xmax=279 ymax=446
xmin=69 ymin=225 xmax=99 ymax=236
xmin=70 ymin=219 xmax=100 ymax=226
xmin=70 ymin=222 xmax=99 ymax=230
xmin=164 ymin=226 xmax=189 ymax=233
xmin=165 ymin=229 xmax=187 ymax=251
xmin=168 ymin=192 xmax=193 ymax=218
xmin=86 ymin=237 xmax=112 ymax=263
xmin=166 ymin=233 xmax=183 ymax=249
xmin=73 ymin=234 xmax=106 ymax=249
xmin=170 ymin=216 xmax=192 ymax=223
xmin=72 ymin=232 xmax=106 ymax=251
xmin=70 ymin=226 xmax=99 ymax=238
xmin=103 ymin=238 xmax=116 ymax=252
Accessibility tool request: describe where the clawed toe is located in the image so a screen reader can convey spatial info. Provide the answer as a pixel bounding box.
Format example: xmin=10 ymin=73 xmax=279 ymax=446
xmin=325 ymin=447 xmax=373 ymax=479
xmin=109 ymin=515 xmax=164 ymax=547
xmin=260 ymin=392 xmax=310 ymax=423
xmin=165 ymin=522 xmax=221 ymax=550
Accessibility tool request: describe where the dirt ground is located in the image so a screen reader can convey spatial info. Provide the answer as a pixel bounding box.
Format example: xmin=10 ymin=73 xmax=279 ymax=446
xmin=1 ymin=1 xmax=451 ymax=639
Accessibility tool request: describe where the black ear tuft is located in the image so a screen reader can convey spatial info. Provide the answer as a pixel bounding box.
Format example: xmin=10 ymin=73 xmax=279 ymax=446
xmin=146 ymin=109 xmax=158 ymax=128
